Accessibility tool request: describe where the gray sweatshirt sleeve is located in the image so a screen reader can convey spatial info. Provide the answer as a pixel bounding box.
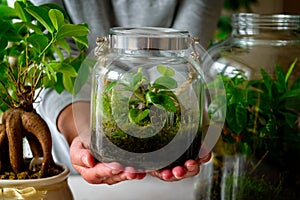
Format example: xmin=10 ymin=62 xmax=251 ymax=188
xmin=173 ymin=0 xmax=224 ymax=48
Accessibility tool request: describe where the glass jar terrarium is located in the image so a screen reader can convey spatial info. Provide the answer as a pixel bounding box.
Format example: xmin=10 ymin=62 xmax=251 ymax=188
xmin=195 ymin=13 xmax=300 ymax=199
xmin=89 ymin=27 xmax=207 ymax=171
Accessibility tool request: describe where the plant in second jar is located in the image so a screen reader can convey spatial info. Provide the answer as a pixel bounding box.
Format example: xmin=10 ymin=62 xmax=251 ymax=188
xmin=214 ymin=60 xmax=300 ymax=158
xmin=93 ymin=65 xmax=202 ymax=169
xmin=207 ymin=60 xmax=300 ymax=199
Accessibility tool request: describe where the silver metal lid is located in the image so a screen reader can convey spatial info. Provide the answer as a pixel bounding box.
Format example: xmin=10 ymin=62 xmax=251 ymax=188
xmin=109 ymin=27 xmax=190 ymax=51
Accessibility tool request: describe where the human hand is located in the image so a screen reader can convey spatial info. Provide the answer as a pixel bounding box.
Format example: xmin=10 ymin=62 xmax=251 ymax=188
xmin=70 ymin=136 xmax=146 ymax=185
xmin=149 ymin=153 xmax=211 ymax=181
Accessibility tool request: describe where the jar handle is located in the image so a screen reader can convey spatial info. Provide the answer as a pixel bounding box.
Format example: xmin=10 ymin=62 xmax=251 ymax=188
xmin=95 ymin=37 xmax=109 ymax=58
xmin=188 ymin=38 xmax=226 ymax=161
xmin=189 ymin=37 xmax=202 ymax=64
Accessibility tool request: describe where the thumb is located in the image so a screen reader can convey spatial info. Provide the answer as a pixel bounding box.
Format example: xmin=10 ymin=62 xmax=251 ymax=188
xmin=70 ymin=136 xmax=95 ymax=168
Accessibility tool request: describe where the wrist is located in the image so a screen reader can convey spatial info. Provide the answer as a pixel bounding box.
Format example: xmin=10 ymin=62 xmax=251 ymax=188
xmin=57 ymin=102 xmax=90 ymax=145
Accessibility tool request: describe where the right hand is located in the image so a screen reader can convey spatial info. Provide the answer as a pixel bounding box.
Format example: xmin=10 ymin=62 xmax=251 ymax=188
xmin=70 ymin=136 xmax=146 ymax=184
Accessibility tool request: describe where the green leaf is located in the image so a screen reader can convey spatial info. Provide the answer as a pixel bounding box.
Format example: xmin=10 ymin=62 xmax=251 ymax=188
xmin=0 ymin=20 xmax=10 ymax=35
xmin=72 ymin=23 xmax=89 ymax=48
xmin=0 ymin=51 xmax=4 ymax=61
xmin=155 ymin=93 xmax=176 ymax=112
xmin=0 ymin=37 xmax=8 ymax=50
xmin=247 ymin=89 xmax=261 ymax=106
xmin=25 ymin=6 xmax=54 ymax=33
xmin=235 ymin=102 xmax=248 ymax=132
xmin=227 ymin=87 xmax=246 ymax=105
xmin=132 ymin=69 xmax=143 ymax=88
xmin=157 ymin=65 xmax=175 ymax=77
xmin=0 ymin=5 xmax=17 ymax=19
xmin=260 ymin=116 xmax=276 ymax=138
xmin=49 ymin=9 xmax=64 ymax=31
xmin=275 ymin=64 xmax=286 ymax=92
xmin=129 ymin=108 xmax=150 ymax=124
xmin=73 ymin=35 xmax=89 ymax=48
xmin=285 ymin=59 xmax=297 ymax=83
xmin=28 ymin=33 xmax=48 ymax=52
xmin=47 ymin=62 xmax=77 ymax=77
xmin=0 ymin=20 xmax=23 ymax=41
xmin=52 ymin=45 xmax=64 ymax=61
xmin=283 ymin=112 xmax=298 ymax=128
xmin=63 ymin=74 xmax=73 ymax=93
xmin=145 ymin=91 xmax=156 ymax=105
xmin=291 ymin=77 xmax=300 ymax=90
xmin=153 ymin=76 xmax=178 ymax=89
xmin=0 ymin=62 xmax=8 ymax=77
xmin=17 ymin=21 xmax=43 ymax=35
xmin=260 ymin=69 xmax=273 ymax=93
xmin=59 ymin=64 xmax=77 ymax=77
xmin=280 ymin=89 xmax=300 ymax=100
xmin=157 ymin=90 xmax=179 ymax=103
xmin=17 ymin=51 xmax=26 ymax=68
xmin=226 ymin=104 xmax=246 ymax=135
xmin=14 ymin=1 xmax=31 ymax=22
xmin=53 ymin=75 xmax=65 ymax=93
xmin=105 ymin=81 xmax=118 ymax=94
xmin=146 ymin=91 xmax=176 ymax=112
xmin=43 ymin=61 xmax=57 ymax=81
xmin=237 ymin=142 xmax=252 ymax=156
xmin=40 ymin=3 xmax=70 ymax=22
xmin=73 ymin=58 xmax=96 ymax=95
xmin=55 ymin=38 xmax=71 ymax=55
xmin=206 ymin=75 xmax=226 ymax=90
xmin=282 ymin=97 xmax=300 ymax=114
xmin=56 ymin=24 xmax=89 ymax=40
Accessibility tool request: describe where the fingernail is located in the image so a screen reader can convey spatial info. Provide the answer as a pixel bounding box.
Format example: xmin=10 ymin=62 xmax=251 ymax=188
xmin=174 ymin=173 xmax=183 ymax=179
xmin=187 ymin=165 xmax=196 ymax=172
xmin=82 ymin=155 xmax=91 ymax=168
xmin=112 ymin=169 xmax=121 ymax=175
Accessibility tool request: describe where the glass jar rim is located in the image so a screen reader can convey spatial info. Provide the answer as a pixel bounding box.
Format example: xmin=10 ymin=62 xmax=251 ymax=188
xmin=109 ymin=27 xmax=191 ymax=51
xmin=109 ymin=27 xmax=190 ymax=37
xmin=232 ymin=13 xmax=300 ymax=30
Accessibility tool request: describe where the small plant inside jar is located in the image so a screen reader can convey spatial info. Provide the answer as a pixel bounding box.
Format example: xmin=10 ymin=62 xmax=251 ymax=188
xmin=91 ymin=65 xmax=202 ymax=169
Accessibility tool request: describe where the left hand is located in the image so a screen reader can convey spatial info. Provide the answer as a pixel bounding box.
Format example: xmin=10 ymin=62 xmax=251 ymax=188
xmin=149 ymin=153 xmax=211 ymax=181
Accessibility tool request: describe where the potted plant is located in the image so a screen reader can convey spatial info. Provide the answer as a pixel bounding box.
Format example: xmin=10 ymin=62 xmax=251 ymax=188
xmin=0 ymin=0 xmax=89 ymax=198
xmin=195 ymin=61 xmax=300 ymax=199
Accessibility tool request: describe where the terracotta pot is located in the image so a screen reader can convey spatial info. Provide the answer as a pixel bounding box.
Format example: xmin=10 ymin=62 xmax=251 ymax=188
xmin=0 ymin=163 xmax=73 ymax=200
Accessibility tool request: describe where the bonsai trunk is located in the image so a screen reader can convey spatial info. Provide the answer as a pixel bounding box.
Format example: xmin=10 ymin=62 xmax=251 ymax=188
xmin=0 ymin=107 xmax=57 ymax=179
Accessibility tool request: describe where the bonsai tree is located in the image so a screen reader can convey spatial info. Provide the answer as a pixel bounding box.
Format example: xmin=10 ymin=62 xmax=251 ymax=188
xmin=0 ymin=0 xmax=89 ymax=179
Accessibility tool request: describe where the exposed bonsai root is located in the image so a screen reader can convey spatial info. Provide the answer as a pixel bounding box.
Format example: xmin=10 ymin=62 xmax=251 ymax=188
xmin=21 ymin=110 xmax=54 ymax=177
xmin=2 ymin=109 xmax=24 ymax=173
xmin=0 ymin=108 xmax=54 ymax=178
